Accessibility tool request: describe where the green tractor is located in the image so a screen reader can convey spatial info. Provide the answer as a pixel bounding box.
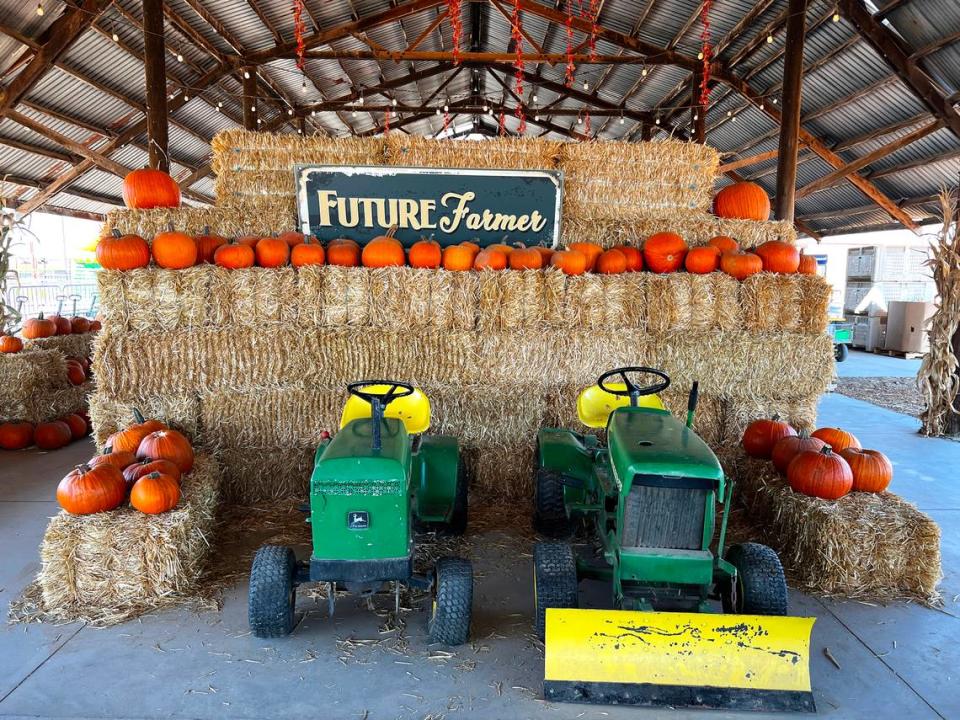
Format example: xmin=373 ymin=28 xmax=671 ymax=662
xmin=532 ymin=367 xmax=815 ymax=713
xmin=248 ymin=380 xmax=472 ymax=646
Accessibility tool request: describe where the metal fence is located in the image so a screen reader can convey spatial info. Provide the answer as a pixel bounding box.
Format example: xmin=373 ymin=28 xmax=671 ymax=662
xmin=4 ymin=282 xmax=98 ymax=319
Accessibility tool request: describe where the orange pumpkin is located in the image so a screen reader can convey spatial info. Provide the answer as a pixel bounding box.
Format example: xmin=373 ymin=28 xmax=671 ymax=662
xmin=614 ymin=245 xmax=643 ymax=271
xmin=70 ymin=316 xmax=90 ymax=334
xmin=509 ymin=247 xmax=544 ymax=270
xmin=106 ymin=410 xmax=166 ymax=454
xmin=720 ymin=250 xmax=762 ymax=280
xmin=22 ymin=313 xmax=56 ymax=339
xmin=409 ymin=238 xmax=443 ymax=269
xmin=550 ymin=249 xmax=588 ymax=275
xmin=123 ymin=458 xmax=183 ymax=488
xmin=214 ymin=238 xmax=255 ymax=269
xmin=532 ymin=246 xmax=555 ymax=266
xmin=48 ymin=314 xmax=71 ymax=335
xmin=567 ymin=242 xmax=603 ymax=271
xmin=278 ymin=230 xmax=305 ymax=247
xmin=839 ymin=448 xmax=893 ymax=493
xmin=89 ymin=319 xmax=102 ymax=332
xmin=755 ymin=240 xmax=800 ymax=273
xmin=811 ymin=427 xmax=862 ymax=452
xmin=255 ymin=236 xmax=290 ymax=268
xmin=787 ymin=446 xmax=853 ymax=500
xmin=122 ymin=168 xmax=181 ymax=210
xmin=0 ymin=334 xmax=23 ymax=353
xmin=708 ymin=235 xmax=739 ymax=254
xmin=290 ymin=237 xmax=325 ymax=267
xmin=66 ymin=359 xmax=86 ymax=386
xmin=237 ymin=235 xmax=260 ymax=248
xmin=441 ymin=245 xmax=475 ymax=271
xmin=487 ymin=242 xmax=515 ymax=256
xmin=195 ymin=226 xmax=228 ymax=264
xmin=137 ymin=429 xmax=194 ymax=473
xmin=327 ymin=239 xmax=361 ymax=267
xmin=34 ymin=420 xmax=72 ymax=450
xmin=362 ymin=227 xmax=406 ymax=268
xmin=797 ymin=252 xmax=817 ymax=275
xmin=96 ymin=229 xmax=151 ymax=270
xmin=61 ymin=413 xmax=89 ymax=440
xmin=712 ymin=181 xmax=770 ymax=221
xmin=473 ymin=248 xmax=508 ymax=271
xmin=742 ymin=415 xmax=797 ymax=459
xmin=0 ymin=421 xmax=33 ymax=450
xmin=771 ymin=430 xmax=827 ymax=475
xmin=643 ymin=232 xmax=688 ymax=273
xmin=684 ymin=246 xmax=721 ymax=274
xmin=130 ymin=471 xmax=181 ymax=514
xmin=89 ymin=445 xmax=137 ymax=471
xmin=57 ymin=462 xmax=126 ymax=515
xmin=595 ymin=249 xmax=627 ymax=274
xmin=152 ymin=226 xmax=198 ymax=269
xmin=460 ymin=241 xmax=480 ymax=254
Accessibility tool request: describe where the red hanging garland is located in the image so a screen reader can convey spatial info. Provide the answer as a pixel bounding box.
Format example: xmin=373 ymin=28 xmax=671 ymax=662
xmin=384 ymin=111 xmax=390 ymax=135
xmin=293 ymin=0 xmax=306 ymax=72
xmin=449 ymin=0 xmax=463 ymax=65
xmin=699 ymin=0 xmax=713 ymax=108
xmin=498 ymin=109 xmax=506 ymax=136
xmin=564 ymin=0 xmax=576 ymax=88
xmin=587 ymin=0 xmax=598 ymax=61
xmin=512 ymin=0 xmax=526 ymax=133
xmin=584 ymin=111 xmax=591 ymax=137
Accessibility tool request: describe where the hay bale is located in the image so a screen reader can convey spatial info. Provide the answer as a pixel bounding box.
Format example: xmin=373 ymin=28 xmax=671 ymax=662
xmin=216 ymin=446 xmax=313 ymax=503
xmin=726 ymin=453 xmax=941 ymax=603
xmin=721 ymin=395 xmax=819 ymax=446
xmin=462 ymin=443 xmax=536 ymax=501
xmin=24 ymin=332 xmax=95 ymax=358
xmin=88 ymin=391 xmax=201 ymax=448
xmin=211 ymin=130 xmax=384 ymax=175
xmin=798 ymin=274 xmax=831 ymax=334
xmin=385 ymin=134 xmax=561 ymax=169
xmin=105 ymin=206 xmax=297 ymax=239
xmin=34 ymin=454 xmax=220 ymax=625
xmin=0 ymin=350 xmax=89 ymax=423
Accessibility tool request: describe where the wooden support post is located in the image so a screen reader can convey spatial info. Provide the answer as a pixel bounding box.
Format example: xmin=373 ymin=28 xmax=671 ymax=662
xmin=691 ymin=67 xmax=706 ymax=143
xmin=298 ymin=116 xmax=307 ymax=135
xmin=142 ymin=0 xmax=169 ymax=172
xmin=243 ymin=67 xmax=258 ymax=131
xmin=641 ymin=122 xmax=652 ymax=141
xmin=774 ymin=0 xmax=808 ymax=222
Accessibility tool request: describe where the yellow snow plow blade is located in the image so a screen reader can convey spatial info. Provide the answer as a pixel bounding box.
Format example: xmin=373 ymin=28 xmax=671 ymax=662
xmin=544 ymin=608 xmax=816 ymax=713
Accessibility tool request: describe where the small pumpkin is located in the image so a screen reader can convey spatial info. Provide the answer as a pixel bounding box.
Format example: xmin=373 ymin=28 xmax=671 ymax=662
xmin=237 ymin=235 xmax=260 ymax=248
xmin=755 ymin=240 xmax=800 ymax=274
xmin=123 ymin=458 xmax=182 ymax=488
xmin=96 ymin=229 xmax=151 ymax=270
xmin=713 ymin=181 xmax=770 ymax=221
xmin=89 ymin=445 xmax=137 ymax=471
xmin=122 ymin=168 xmax=181 ymax=210
xmin=684 ymin=246 xmax=721 ymax=274
xmin=614 ymin=245 xmax=643 ymax=271
xmin=61 ymin=413 xmax=88 ymax=441
xmin=532 ymin=246 xmax=555 ymax=266
xmin=839 ymin=448 xmax=893 ymax=493
xmin=797 ymin=252 xmax=817 ymax=275
xmin=0 ymin=334 xmax=23 ymax=353
xmin=34 ymin=420 xmax=73 ymax=450
xmin=509 ymin=246 xmax=544 ymax=270
xmin=487 ymin=242 xmax=515 ymax=256
xmin=290 ymin=236 xmax=325 ymax=267
xmin=137 ymin=429 xmax=194 ymax=473
xmin=362 ymin=227 xmax=406 ymax=268
xmin=811 ymin=427 xmax=861 ymax=452
xmin=49 ymin=314 xmax=72 ymax=335
xmin=152 ymin=225 xmax=198 ymax=269
xmin=550 ymin=249 xmax=588 ymax=275
xmin=442 ymin=244 xmax=475 ymax=271
xmin=720 ymin=250 xmax=763 ymax=280
xmin=22 ymin=313 xmax=56 ymax=339
xmin=57 ymin=463 xmax=126 ymax=515
xmin=643 ymin=232 xmax=688 ymax=273
xmin=66 ymin=359 xmax=86 ymax=386
xmin=771 ymin=430 xmax=826 ymax=475
xmin=255 ymin=236 xmax=290 ymax=268
xmin=195 ymin=226 xmax=228 ymax=264
xmin=708 ymin=235 xmax=739 ymax=254
xmin=787 ymin=446 xmax=853 ymax=500
xmin=327 ymin=238 xmax=361 ymax=267
xmin=0 ymin=421 xmax=33 ymax=450
xmin=130 ymin=471 xmax=181 ymax=514
xmin=214 ymin=238 xmax=255 ymax=269
xmin=89 ymin=319 xmax=102 ymax=332
xmin=473 ymin=248 xmax=508 ymax=271
xmin=460 ymin=241 xmax=480 ymax=254
xmin=409 ymin=238 xmax=443 ymax=269
xmin=278 ymin=230 xmax=305 ymax=247
xmin=595 ymin=248 xmax=627 ymax=274
xmin=742 ymin=415 xmax=797 ymax=459
xmin=106 ymin=409 xmax=166 ymax=454
xmin=567 ymin=242 xmax=603 ymax=271
xmin=70 ymin=316 xmax=91 ymax=334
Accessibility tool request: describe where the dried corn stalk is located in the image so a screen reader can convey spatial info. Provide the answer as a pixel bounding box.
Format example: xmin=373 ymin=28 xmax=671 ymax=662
xmin=918 ymin=189 xmax=960 ymax=436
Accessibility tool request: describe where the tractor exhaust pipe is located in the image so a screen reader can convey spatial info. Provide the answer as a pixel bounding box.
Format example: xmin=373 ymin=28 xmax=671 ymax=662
xmin=685 ymin=381 xmax=699 ymax=429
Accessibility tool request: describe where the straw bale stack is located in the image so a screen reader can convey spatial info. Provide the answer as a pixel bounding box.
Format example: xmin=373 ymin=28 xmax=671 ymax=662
xmin=0 ymin=350 xmax=92 ymax=423
xmin=723 ymin=452 xmax=941 ymax=603
xmin=33 ymin=454 xmax=221 ymax=624
xmin=88 ymin=392 xmax=200 ymax=447
xmin=384 ymin=133 xmax=562 ymax=170
xmin=24 ymin=331 xmax=95 ymax=358
xmin=105 ymin=205 xmax=296 ymax=239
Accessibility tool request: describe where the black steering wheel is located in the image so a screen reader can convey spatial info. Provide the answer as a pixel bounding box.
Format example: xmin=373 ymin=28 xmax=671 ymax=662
xmin=597 ymin=366 xmax=671 ymax=406
xmin=347 ymin=379 xmax=415 ymax=408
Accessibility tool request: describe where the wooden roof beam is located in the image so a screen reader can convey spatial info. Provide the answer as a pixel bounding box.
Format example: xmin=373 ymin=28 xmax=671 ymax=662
xmin=832 ymin=111 xmax=932 ymax=152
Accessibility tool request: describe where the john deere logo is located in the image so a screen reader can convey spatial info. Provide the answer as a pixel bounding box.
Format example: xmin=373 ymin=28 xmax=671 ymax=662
xmin=347 ymin=511 xmax=369 ymax=530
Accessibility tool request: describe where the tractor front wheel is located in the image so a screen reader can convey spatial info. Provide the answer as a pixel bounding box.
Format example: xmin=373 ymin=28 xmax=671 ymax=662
xmin=722 ymin=542 xmax=788 ymax=616
xmin=428 ymin=556 xmax=473 ymax=645
xmin=534 ymin=468 xmax=574 ymax=538
xmin=534 ymin=542 xmax=579 ymax=640
xmin=249 ymin=545 xmax=298 ymax=637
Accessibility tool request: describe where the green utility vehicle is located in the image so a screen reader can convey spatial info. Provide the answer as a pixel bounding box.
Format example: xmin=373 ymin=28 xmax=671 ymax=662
xmin=248 ymin=381 xmax=472 ymax=645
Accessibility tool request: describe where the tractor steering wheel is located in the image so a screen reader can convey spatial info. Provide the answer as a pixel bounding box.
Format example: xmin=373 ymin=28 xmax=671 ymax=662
xmin=347 ymin=380 xmax=415 ymax=408
xmin=597 ymin=366 xmax=671 ymax=406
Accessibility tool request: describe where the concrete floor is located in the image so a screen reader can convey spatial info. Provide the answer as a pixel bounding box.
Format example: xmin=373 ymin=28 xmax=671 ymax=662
xmin=2 ymin=374 xmax=958 ymax=718
xmin=836 ymin=350 xmax=922 ymax=378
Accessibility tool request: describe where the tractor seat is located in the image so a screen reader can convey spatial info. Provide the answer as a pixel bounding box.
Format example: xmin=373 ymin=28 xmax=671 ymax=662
xmin=339 ymin=385 xmax=431 ymax=434
xmin=576 ymin=382 xmax=665 ymax=428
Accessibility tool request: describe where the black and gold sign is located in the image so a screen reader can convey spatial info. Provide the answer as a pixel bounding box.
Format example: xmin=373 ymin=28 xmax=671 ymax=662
xmin=296 ymin=165 xmax=562 ymax=247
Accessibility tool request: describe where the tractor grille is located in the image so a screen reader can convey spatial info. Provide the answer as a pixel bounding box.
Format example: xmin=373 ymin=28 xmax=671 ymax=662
xmin=622 ymin=480 xmax=707 ymax=550
xmin=319 ymin=482 xmax=401 ymax=497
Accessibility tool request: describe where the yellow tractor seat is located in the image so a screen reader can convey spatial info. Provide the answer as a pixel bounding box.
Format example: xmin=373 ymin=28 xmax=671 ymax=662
xmin=576 ymin=382 xmax=666 ymax=428
xmin=339 ymin=385 xmax=432 ymax=434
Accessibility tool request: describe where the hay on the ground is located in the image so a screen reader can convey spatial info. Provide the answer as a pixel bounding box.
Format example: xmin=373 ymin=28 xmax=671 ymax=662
xmin=88 ymin=391 xmax=200 ymax=448
xmin=724 ymin=452 xmax=941 ymax=603
xmin=24 ymin=332 xmax=95 ymax=358
xmin=25 ymin=454 xmax=220 ymax=625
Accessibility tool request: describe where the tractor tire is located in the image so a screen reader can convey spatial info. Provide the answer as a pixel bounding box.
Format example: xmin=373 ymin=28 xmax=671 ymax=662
xmin=835 ymin=343 xmax=849 ymax=362
xmin=534 ymin=542 xmax=579 ymax=640
xmin=534 ymin=467 xmax=574 ymax=539
xmin=249 ymin=545 xmax=298 ymax=638
xmin=428 ymin=556 xmax=473 ymax=645
xmin=722 ymin=542 xmax=788 ymax=616
xmin=447 ymin=461 xmax=469 ymax=536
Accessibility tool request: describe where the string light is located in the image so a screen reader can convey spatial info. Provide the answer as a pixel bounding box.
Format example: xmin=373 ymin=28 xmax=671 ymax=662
xmin=731 ymin=114 xmax=737 ymax=122
xmin=698 ymin=51 xmax=704 ymax=60
xmin=767 ymin=34 xmax=774 ymax=44
xmin=619 ymin=115 xmax=625 ymax=125
xmin=772 ymin=97 xmax=778 ymax=104
xmin=577 ymin=115 xmax=583 ymax=125
xmin=257 ymin=117 xmax=262 ymax=125
xmin=693 ymin=112 xmax=699 ymax=120
xmin=583 ymin=81 xmax=589 ymax=90
xmin=535 ymin=113 xmax=540 ymax=121
xmin=112 ymin=31 xmax=119 ymax=42
xmin=483 ymin=103 xmax=489 ymax=112
xmin=36 ymin=2 xmax=43 ymax=16
xmin=183 ymin=93 xmax=189 ymax=101
xmin=655 ymin=116 xmax=661 ymax=125
xmin=251 ymin=105 xmax=256 ymax=112
xmin=177 ymin=51 xmax=184 ymax=63
xmin=243 ymin=70 xmax=250 ymax=79
xmin=436 ymin=107 xmax=441 ymax=115
xmin=352 ymin=109 xmax=358 ymax=117
xmin=443 ymin=103 xmax=449 ymax=112
xmin=287 ymin=108 xmax=294 ymax=116
xmin=641 ymin=67 xmax=648 ymax=77
xmin=532 ymin=92 xmax=538 ymax=102
xmin=759 ymin=101 xmax=765 ymax=110
xmin=391 ymin=97 xmax=397 ymax=106
xmin=833 ymin=9 xmax=840 ymax=21
xmin=727 ymin=110 xmax=732 ymax=117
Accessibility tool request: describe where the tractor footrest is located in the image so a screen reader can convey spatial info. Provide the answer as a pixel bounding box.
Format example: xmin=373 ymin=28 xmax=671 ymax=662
xmin=310 ymin=555 xmax=412 ymax=583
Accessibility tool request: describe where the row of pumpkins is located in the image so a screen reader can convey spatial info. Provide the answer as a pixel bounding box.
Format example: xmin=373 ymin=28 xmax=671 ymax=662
xmin=56 ymin=413 xmax=193 ymax=516
xmin=98 ymin=226 xmax=815 ymax=280
xmin=742 ymin=416 xmax=891 ymax=499
xmin=0 ymin=412 xmax=91 ymax=451
xmin=1 ymin=316 xmax=100 ymax=354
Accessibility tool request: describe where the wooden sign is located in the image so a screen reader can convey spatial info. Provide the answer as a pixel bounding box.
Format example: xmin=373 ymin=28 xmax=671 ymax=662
xmin=296 ymin=165 xmax=563 ymax=247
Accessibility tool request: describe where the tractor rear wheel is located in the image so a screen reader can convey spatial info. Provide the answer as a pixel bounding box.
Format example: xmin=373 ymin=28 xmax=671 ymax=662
xmin=534 ymin=467 xmax=574 ymax=538
xmin=534 ymin=542 xmax=579 ymax=640
xmin=428 ymin=556 xmax=473 ymax=645
xmin=722 ymin=542 xmax=788 ymax=616
xmin=249 ymin=545 xmax=298 ymax=637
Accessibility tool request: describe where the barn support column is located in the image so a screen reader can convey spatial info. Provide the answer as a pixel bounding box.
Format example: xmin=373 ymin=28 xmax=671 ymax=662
xmin=774 ymin=0 xmax=809 ymax=222
xmin=243 ymin=67 xmax=258 ymax=131
xmin=143 ymin=0 xmax=169 ymax=171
